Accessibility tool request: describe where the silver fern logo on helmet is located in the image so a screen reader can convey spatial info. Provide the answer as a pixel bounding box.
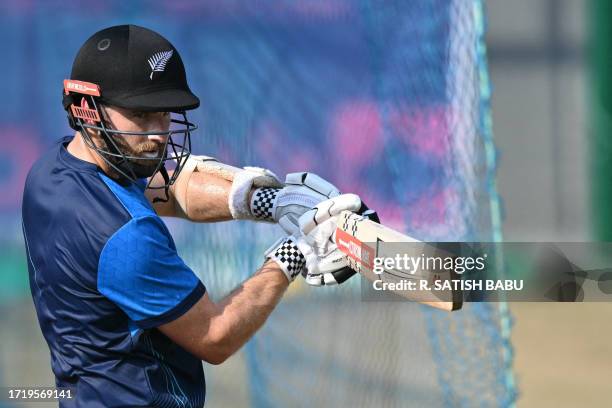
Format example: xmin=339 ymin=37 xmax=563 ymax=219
xmin=148 ymin=50 xmax=173 ymax=80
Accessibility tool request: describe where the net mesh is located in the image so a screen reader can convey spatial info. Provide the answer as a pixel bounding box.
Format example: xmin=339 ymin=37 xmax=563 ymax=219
xmin=173 ymin=0 xmax=516 ymax=406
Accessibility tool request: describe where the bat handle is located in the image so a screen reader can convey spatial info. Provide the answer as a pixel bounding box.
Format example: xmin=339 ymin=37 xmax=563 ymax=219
xmin=329 ymin=203 xmax=379 ymax=285
xmin=357 ymin=202 xmax=380 ymax=224
xmin=331 ymin=268 xmax=358 ymax=284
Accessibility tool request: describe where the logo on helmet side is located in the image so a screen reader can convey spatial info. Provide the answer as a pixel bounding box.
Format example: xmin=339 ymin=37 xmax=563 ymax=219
xmin=64 ymin=80 xmax=101 ymax=96
xmin=148 ymin=50 xmax=173 ymax=80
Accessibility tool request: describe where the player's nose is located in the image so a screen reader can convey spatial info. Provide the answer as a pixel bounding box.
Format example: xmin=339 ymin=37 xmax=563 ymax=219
xmin=147 ymin=134 xmax=168 ymax=143
xmin=146 ymin=112 xmax=171 ymax=142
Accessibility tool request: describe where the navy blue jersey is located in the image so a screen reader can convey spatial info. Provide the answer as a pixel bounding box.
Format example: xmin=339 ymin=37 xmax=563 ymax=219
xmin=22 ymin=136 xmax=207 ymax=407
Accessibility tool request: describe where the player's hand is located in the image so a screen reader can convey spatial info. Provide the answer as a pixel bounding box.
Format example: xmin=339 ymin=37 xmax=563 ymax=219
xmin=250 ymin=172 xmax=341 ymax=235
xmin=263 ymin=194 xmax=361 ymax=282
xmin=302 ymin=202 xmax=380 ymax=286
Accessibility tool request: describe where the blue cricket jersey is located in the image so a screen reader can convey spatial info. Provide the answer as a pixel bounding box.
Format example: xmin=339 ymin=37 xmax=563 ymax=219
xmin=22 ymin=136 xmax=207 ymax=407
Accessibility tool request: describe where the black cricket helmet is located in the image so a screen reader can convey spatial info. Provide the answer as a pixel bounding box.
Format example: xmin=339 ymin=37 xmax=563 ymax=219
xmin=62 ymin=24 xmax=199 ymax=202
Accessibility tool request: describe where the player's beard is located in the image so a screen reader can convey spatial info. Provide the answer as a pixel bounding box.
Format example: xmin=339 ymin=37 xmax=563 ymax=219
xmin=99 ymin=133 xmax=167 ymax=180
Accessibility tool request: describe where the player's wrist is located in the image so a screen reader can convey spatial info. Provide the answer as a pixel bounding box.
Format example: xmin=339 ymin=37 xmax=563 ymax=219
xmin=259 ymin=258 xmax=293 ymax=285
xmin=250 ymin=187 xmax=280 ymax=221
xmin=229 ymin=167 xmax=282 ymax=220
xmin=263 ymin=237 xmax=307 ymax=283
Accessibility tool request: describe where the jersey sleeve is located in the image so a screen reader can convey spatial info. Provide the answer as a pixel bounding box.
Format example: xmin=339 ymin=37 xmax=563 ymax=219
xmin=98 ymin=215 xmax=206 ymax=329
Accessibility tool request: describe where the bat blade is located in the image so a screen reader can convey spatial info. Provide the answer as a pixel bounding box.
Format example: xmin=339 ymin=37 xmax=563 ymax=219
xmin=336 ymin=210 xmax=462 ymax=311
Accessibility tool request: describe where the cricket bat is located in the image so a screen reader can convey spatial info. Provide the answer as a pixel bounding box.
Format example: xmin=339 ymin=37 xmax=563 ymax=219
xmin=336 ymin=210 xmax=463 ymax=311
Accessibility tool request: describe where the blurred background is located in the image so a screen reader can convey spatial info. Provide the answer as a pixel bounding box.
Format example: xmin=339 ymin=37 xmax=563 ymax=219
xmin=0 ymin=0 xmax=610 ymax=407
xmin=489 ymin=0 xmax=588 ymax=241
xmin=487 ymin=0 xmax=612 ymax=406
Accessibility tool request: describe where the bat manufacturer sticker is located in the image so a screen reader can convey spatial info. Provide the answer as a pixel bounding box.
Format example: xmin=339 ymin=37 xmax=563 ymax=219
xmin=336 ymin=228 xmax=374 ymax=269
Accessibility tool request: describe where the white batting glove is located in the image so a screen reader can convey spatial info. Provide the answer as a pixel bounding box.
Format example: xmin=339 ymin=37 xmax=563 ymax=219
xmin=249 ymin=172 xmax=340 ymax=236
xmin=303 ymin=249 xmax=352 ymax=286
xmin=264 ymin=194 xmax=361 ymax=283
xmin=301 ymin=200 xmax=379 ymax=287
xmin=298 ymin=194 xmax=362 ymax=283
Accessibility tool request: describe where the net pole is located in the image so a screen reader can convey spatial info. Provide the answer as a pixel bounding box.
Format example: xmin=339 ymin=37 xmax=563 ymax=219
xmin=474 ymin=1 xmax=517 ymax=406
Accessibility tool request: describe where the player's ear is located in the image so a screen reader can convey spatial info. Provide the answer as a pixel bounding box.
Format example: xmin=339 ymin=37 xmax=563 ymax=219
xmin=80 ymin=97 xmax=97 ymax=126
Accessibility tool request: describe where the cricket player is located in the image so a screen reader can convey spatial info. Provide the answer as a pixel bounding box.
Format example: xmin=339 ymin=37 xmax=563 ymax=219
xmin=22 ymin=25 xmax=362 ymax=407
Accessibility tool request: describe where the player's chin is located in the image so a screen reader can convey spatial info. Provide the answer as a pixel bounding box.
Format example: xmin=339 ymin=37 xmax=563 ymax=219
xmin=131 ymin=160 xmax=163 ymax=179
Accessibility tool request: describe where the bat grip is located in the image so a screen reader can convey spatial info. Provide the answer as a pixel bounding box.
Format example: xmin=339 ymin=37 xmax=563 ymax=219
xmin=331 ymin=268 xmax=357 ymax=284
xmin=357 ymin=202 xmax=380 ymax=223
xmin=329 ymin=201 xmax=380 ymax=285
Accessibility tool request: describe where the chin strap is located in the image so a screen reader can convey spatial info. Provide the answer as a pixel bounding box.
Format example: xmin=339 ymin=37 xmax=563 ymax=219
xmin=152 ymin=166 xmax=171 ymax=203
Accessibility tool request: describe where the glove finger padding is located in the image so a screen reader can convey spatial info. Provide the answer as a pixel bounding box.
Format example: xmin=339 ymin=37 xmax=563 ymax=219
xmin=284 ymin=172 xmax=340 ymax=198
xmin=304 ymin=269 xmax=356 ymax=286
xmin=299 ymin=218 xmax=338 ymax=258
xmin=303 ymin=248 xmax=355 ymax=286
xmin=251 ymin=172 xmax=343 ymax=236
xmin=299 ymin=210 xmax=353 ymax=286
xmin=265 ymin=198 xmax=353 ymax=283
xmin=303 ymin=202 xmax=381 ymax=286
xmin=299 ymin=193 xmax=362 ymax=236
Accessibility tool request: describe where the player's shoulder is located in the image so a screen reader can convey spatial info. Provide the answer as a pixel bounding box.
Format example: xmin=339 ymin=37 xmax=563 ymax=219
xmin=97 ymin=180 xmax=172 ymax=255
xmin=22 ymin=136 xmax=147 ymax=246
xmin=97 ymin=172 xmax=156 ymax=221
xmin=24 ymin=136 xmax=99 ymax=197
xmin=26 ymin=137 xmax=115 ymax=205
xmin=108 ymin=214 xmax=175 ymax=255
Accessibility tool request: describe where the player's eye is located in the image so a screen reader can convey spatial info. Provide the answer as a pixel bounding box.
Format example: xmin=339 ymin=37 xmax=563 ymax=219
xmin=132 ymin=112 xmax=169 ymax=120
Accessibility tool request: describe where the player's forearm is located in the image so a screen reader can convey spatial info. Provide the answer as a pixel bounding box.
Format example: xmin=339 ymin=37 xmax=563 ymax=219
xmin=156 ymin=155 xmax=283 ymax=221
xmin=173 ymin=171 xmax=234 ymax=222
xmin=171 ymin=171 xmax=262 ymax=222
xmin=206 ymin=260 xmax=289 ymax=362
